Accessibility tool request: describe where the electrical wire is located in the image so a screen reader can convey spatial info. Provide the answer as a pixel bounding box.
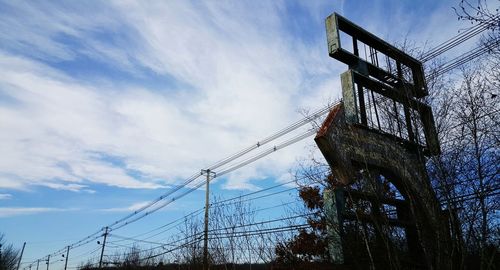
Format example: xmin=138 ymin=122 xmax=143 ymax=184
xmin=27 ymin=14 xmax=500 ymax=267
xmin=429 ymin=38 xmax=500 ymax=79
xmin=216 ymin=128 xmax=318 ymax=176
xmin=34 ymin=102 xmax=336 ymax=262
xmin=207 ymin=103 xmax=338 ymax=171
xmin=420 ymin=16 xmax=498 ymax=62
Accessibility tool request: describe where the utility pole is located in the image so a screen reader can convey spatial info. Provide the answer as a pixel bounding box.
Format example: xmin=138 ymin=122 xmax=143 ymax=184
xmin=202 ymin=169 xmax=215 ymax=270
xmin=46 ymin=255 xmax=50 ymax=270
xmin=98 ymin=227 xmax=108 ymax=269
xmin=36 ymin=260 xmax=39 ymax=270
xmin=63 ymin=246 xmax=70 ymax=270
xmin=16 ymin=242 xmax=26 ymax=270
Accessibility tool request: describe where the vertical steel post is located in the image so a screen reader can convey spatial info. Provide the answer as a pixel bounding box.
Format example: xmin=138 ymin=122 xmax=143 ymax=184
xmin=63 ymin=246 xmax=69 ymax=270
xmin=99 ymin=227 xmax=108 ymax=269
xmin=352 ymin=37 xmax=359 ymax=56
xmin=46 ymin=255 xmax=50 ymax=270
xmin=36 ymin=260 xmax=39 ymax=270
xmin=16 ymin=242 xmax=26 ymax=270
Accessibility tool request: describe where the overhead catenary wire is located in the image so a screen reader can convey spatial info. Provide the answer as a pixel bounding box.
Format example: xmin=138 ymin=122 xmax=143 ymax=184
xmin=102 ymin=232 xmax=205 ymax=259
xmin=442 ymin=189 xmax=500 ymax=206
xmin=59 ymin=173 xmax=498 ymax=265
xmin=30 ymin=174 xmax=203 ymax=261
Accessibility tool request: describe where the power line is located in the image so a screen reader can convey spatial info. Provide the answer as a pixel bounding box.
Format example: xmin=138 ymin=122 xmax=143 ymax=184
xmin=111 ymin=180 xmax=207 ymax=231
xmin=216 ymin=129 xmax=318 ymax=176
xmin=113 ymin=171 xmax=328 ymax=245
xmin=207 ymin=213 xmax=317 ymax=234
xmin=107 ymin=179 xmax=299 ymax=243
xmin=96 ymin=205 xmax=315 ymax=259
xmin=87 ymin=174 xmax=321 ymax=249
xmin=207 ymin=103 xmax=337 ymax=171
xmin=109 ymin=198 xmax=300 ymax=247
xmin=64 ymin=178 xmax=499 ymax=265
xmin=109 ymin=208 xmax=315 ymax=250
xmin=420 ymin=16 xmax=498 ymax=62
xmin=207 ymin=224 xmax=311 ymax=240
xmin=427 ymin=38 xmax=500 ymax=80
xmin=26 ymin=13 xmax=500 ymax=267
xmin=30 ymin=102 xmax=334 ymax=264
xmin=129 ymin=224 xmax=312 ymax=262
xmin=102 ymin=233 xmax=204 ymax=259
xmin=104 ymin=177 xmax=323 ymax=247
xmin=107 ymin=173 xmax=202 ymax=230
xmin=436 ymin=108 xmax=500 ymax=146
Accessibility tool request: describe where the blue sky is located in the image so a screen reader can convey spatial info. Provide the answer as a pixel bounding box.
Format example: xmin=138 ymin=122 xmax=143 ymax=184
xmin=0 ymin=0 xmax=485 ymax=268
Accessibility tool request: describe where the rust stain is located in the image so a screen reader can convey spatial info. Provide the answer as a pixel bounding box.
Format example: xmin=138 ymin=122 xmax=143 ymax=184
xmin=315 ymin=103 xmax=342 ymax=139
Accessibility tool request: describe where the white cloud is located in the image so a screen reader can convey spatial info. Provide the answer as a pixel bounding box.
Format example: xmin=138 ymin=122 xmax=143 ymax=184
xmin=99 ymin=200 xmax=180 ymax=213
xmin=0 ymin=207 xmax=71 ymax=218
xmin=0 ymin=53 xmax=171 ymax=190
xmin=37 ymin=183 xmax=92 ymax=193
xmin=99 ymin=201 xmax=153 ymax=212
xmin=0 ymin=1 xmax=343 ymax=192
xmin=0 ymin=1 xmax=475 ymax=193
xmin=0 ymin=193 xmax=12 ymax=200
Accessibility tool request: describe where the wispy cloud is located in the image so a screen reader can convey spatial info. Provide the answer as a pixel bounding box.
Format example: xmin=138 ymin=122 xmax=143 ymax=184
xmin=0 ymin=1 xmax=470 ymax=193
xmin=99 ymin=201 xmax=153 ymax=212
xmin=38 ymin=182 xmax=95 ymax=193
xmin=0 ymin=1 xmax=343 ymax=192
xmin=0 ymin=207 xmax=73 ymax=218
xmin=0 ymin=193 xmax=12 ymax=200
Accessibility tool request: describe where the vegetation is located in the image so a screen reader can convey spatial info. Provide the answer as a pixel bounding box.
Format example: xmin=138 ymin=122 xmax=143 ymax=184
xmin=0 ymin=234 xmax=20 ymax=270
xmin=272 ymin=2 xmax=499 ymax=268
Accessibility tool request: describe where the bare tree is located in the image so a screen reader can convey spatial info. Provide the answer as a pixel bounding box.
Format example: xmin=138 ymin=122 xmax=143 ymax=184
xmin=0 ymin=234 xmax=19 ymax=270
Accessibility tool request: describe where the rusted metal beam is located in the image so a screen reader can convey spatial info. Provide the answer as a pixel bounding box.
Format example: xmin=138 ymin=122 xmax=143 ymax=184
xmin=326 ymin=13 xmax=427 ymax=98
xmin=340 ymin=70 xmax=441 ymax=155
